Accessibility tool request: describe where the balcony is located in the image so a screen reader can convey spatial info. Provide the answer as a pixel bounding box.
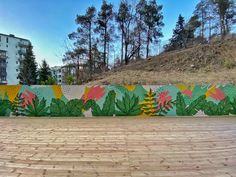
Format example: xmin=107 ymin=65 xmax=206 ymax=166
xmin=18 ymin=41 xmax=30 ymax=48
xmin=0 ymin=50 xmax=7 ymax=59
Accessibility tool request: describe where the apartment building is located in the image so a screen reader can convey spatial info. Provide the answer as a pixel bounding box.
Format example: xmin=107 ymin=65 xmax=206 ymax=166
xmin=51 ymin=65 xmax=77 ymax=85
xmin=0 ymin=33 xmax=31 ymax=85
xmin=51 ymin=66 xmax=63 ymax=85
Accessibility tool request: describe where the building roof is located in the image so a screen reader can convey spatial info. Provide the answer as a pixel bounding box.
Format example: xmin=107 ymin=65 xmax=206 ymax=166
xmin=0 ymin=33 xmax=30 ymax=42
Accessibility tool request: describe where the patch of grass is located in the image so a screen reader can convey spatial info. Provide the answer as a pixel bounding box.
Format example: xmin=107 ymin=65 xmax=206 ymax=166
xmin=223 ymin=60 xmax=236 ymax=69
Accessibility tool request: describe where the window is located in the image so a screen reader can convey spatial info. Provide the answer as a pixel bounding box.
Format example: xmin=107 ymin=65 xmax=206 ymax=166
xmin=0 ymin=36 xmax=1 ymax=42
xmin=16 ymin=61 xmax=18 ymax=64
xmin=16 ymin=69 xmax=18 ymax=72
xmin=6 ymin=45 xmax=8 ymax=48
xmin=6 ymin=37 xmax=8 ymax=43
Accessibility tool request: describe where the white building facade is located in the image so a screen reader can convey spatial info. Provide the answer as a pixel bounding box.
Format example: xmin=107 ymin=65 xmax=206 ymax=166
xmin=0 ymin=33 xmax=30 ymax=85
xmin=51 ymin=66 xmax=63 ymax=85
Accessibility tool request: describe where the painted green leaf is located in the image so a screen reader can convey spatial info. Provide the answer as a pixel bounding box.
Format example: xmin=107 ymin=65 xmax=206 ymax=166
xmin=116 ymin=93 xmax=142 ymax=116
xmin=230 ymin=98 xmax=236 ymax=115
xmin=66 ymin=99 xmax=84 ymax=117
xmin=50 ymin=99 xmax=84 ymax=117
xmin=90 ymin=90 xmax=116 ymax=116
xmin=203 ymin=97 xmax=232 ymax=116
xmin=50 ymin=99 xmax=68 ymax=117
xmin=0 ymin=100 xmax=11 ymax=116
xmin=176 ymin=92 xmax=206 ymax=116
xmin=25 ymin=96 xmax=49 ymax=117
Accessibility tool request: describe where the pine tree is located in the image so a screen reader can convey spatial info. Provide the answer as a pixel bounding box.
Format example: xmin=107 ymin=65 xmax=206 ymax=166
xmin=18 ymin=44 xmax=38 ymax=85
xmin=194 ymin=0 xmax=208 ymax=39
xmin=135 ymin=0 xmax=147 ymax=59
xmin=96 ymin=0 xmax=114 ymax=67
xmin=39 ymin=60 xmax=51 ymax=84
xmin=69 ymin=6 xmax=96 ymax=77
xmin=140 ymin=89 xmax=158 ymax=116
xmin=165 ymin=15 xmax=188 ymax=51
xmin=212 ymin=0 xmax=235 ymax=37
xmin=143 ymin=0 xmax=164 ymax=58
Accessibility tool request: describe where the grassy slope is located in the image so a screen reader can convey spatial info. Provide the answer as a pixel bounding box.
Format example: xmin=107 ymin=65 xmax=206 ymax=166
xmin=88 ymin=39 xmax=236 ymax=85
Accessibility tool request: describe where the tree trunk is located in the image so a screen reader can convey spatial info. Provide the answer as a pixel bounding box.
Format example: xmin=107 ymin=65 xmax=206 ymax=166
xmin=146 ymin=30 xmax=150 ymax=59
xmin=104 ymin=26 xmax=107 ymax=67
xmin=125 ymin=40 xmax=128 ymax=65
xmin=138 ymin=29 xmax=141 ymax=59
xmin=89 ymin=23 xmax=92 ymax=77
xmin=107 ymin=40 xmax=110 ymax=67
xmin=137 ymin=15 xmax=142 ymax=59
xmin=121 ymin=32 xmax=124 ymax=64
xmin=209 ymin=19 xmax=212 ymax=40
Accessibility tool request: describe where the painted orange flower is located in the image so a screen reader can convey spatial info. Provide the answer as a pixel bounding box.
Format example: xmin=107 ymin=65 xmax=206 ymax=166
xmin=177 ymin=84 xmax=194 ymax=97
xmin=82 ymin=86 xmax=105 ymax=103
xmin=21 ymin=90 xmax=36 ymax=107
xmin=205 ymin=86 xmax=225 ymax=101
xmin=156 ymin=91 xmax=173 ymax=110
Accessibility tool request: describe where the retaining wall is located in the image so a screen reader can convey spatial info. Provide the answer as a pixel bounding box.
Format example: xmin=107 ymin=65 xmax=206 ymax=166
xmin=0 ymin=85 xmax=236 ymax=117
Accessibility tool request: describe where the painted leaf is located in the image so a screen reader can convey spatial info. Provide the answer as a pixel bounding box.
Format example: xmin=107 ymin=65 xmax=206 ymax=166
xmin=0 ymin=100 xmax=11 ymax=116
xmin=90 ymin=90 xmax=116 ymax=116
xmin=203 ymin=97 xmax=232 ymax=116
xmin=11 ymin=93 xmax=25 ymax=116
xmin=116 ymin=93 xmax=142 ymax=116
xmin=25 ymin=96 xmax=49 ymax=117
xmin=230 ymin=98 xmax=236 ymax=115
xmin=50 ymin=99 xmax=68 ymax=117
xmin=66 ymin=99 xmax=84 ymax=117
xmin=176 ymin=92 xmax=206 ymax=116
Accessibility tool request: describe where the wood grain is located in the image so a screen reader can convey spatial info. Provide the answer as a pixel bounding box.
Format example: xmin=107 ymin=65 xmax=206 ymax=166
xmin=0 ymin=118 xmax=235 ymax=177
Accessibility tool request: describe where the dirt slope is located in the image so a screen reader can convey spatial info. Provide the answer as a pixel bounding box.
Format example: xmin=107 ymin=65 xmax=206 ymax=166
xmin=88 ymin=39 xmax=236 ymax=85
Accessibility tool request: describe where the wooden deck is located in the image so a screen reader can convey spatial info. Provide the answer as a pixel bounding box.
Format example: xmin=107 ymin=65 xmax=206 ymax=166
xmin=0 ymin=118 xmax=236 ymax=177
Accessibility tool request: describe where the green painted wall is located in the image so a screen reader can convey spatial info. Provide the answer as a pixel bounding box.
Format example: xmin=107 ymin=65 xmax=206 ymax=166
xmin=0 ymin=84 xmax=236 ymax=117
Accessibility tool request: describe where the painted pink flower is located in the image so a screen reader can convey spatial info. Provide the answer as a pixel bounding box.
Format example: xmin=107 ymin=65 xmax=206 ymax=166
xmin=156 ymin=91 xmax=173 ymax=110
xmin=210 ymin=88 xmax=225 ymax=101
xmin=205 ymin=86 xmax=225 ymax=101
xmin=182 ymin=90 xmax=192 ymax=97
xmin=21 ymin=90 xmax=36 ymax=107
xmin=82 ymin=86 xmax=105 ymax=103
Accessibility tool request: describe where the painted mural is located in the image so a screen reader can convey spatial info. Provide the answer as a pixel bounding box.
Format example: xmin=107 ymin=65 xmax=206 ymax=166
xmin=0 ymin=84 xmax=236 ymax=117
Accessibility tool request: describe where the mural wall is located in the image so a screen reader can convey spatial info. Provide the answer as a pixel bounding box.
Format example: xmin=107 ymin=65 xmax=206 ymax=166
xmin=0 ymin=85 xmax=236 ymax=117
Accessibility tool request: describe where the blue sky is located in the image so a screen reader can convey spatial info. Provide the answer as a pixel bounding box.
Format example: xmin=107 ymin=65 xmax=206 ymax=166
xmin=0 ymin=0 xmax=199 ymax=66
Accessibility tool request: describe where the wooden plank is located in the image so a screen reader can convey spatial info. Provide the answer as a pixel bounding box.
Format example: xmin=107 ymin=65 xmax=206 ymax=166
xmin=0 ymin=118 xmax=235 ymax=177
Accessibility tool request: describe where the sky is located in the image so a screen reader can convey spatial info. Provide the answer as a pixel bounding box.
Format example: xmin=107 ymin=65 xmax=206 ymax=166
xmin=0 ymin=0 xmax=199 ymax=66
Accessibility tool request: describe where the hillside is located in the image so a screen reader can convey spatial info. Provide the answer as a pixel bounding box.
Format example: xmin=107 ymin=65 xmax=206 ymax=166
xmin=87 ymin=38 xmax=236 ymax=85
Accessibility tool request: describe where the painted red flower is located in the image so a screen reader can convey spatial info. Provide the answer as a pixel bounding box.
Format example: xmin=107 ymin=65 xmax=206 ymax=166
xmin=210 ymin=88 xmax=225 ymax=101
xmin=205 ymin=86 xmax=225 ymax=101
xmin=182 ymin=90 xmax=192 ymax=97
xmin=21 ymin=90 xmax=36 ymax=107
xmin=156 ymin=91 xmax=173 ymax=110
xmin=82 ymin=86 xmax=105 ymax=103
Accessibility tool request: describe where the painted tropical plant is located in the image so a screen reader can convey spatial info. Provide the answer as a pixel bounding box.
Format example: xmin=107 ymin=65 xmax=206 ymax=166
xmin=116 ymin=93 xmax=142 ymax=116
xmin=230 ymin=98 xmax=236 ymax=115
xmin=50 ymin=99 xmax=85 ymax=117
xmin=25 ymin=96 xmax=49 ymax=117
xmin=0 ymin=99 xmax=11 ymax=116
xmin=202 ymin=97 xmax=232 ymax=116
xmin=140 ymin=89 xmax=158 ymax=116
xmin=85 ymin=90 xmax=116 ymax=116
xmin=176 ymin=92 xmax=206 ymax=116
xmin=156 ymin=91 xmax=174 ymax=116
xmin=11 ymin=93 xmax=25 ymax=116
